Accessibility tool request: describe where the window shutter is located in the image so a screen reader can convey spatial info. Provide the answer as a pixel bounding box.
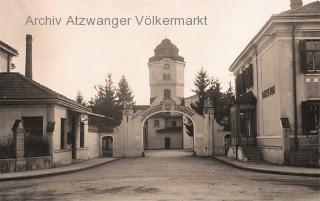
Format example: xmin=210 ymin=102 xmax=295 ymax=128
xmin=244 ymin=69 xmax=248 ymax=90
xmin=249 ymin=64 xmax=253 ymax=88
xmin=299 ymin=40 xmax=306 ymax=73
xmin=235 ymin=76 xmax=240 ymax=98
xmin=241 ymin=72 xmax=245 ymax=94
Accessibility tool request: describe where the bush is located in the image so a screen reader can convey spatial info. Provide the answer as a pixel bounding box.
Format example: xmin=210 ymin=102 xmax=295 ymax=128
xmin=0 ymin=136 xmax=16 ymax=159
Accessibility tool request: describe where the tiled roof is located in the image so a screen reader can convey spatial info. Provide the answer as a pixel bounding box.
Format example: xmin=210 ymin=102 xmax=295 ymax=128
xmin=0 ymin=72 xmax=90 ymax=111
xmin=278 ymin=1 xmax=320 ymax=16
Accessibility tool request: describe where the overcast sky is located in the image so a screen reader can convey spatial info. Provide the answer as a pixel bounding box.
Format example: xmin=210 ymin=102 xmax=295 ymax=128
xmin=0 ymin=0 xmax=315 ymax=105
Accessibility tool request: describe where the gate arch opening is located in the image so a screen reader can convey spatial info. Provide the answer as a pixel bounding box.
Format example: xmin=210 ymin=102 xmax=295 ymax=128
xmin=141 ymin=110 xmax=196 ymax=154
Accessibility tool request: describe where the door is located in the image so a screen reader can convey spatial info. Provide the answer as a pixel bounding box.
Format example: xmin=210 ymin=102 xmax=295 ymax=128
xmin=165 ymin=137 xmax=171 ymax=149
xmin=240 ymin=110 xmax=256 ymax=146
xmin=102 ymin=136 xmax=113 ymax=157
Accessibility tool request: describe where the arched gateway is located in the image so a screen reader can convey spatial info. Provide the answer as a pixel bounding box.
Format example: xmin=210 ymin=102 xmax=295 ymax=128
xmin=108 ymin=38 xmax=219 ymax=158
xmin=118 ymin=98 xmax=215 ymax=157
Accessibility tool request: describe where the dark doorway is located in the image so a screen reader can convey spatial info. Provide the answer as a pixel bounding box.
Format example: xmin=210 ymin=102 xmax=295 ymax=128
xmin=102 ymin=136 xmax=113 ymax=157
xmin=239 ymin=109 xmax=257 ymax=146
xmin=165 ymin=137 xmax=171 ymax=149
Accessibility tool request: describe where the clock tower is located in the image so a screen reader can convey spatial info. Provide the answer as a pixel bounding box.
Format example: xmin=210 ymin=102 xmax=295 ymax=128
xmin=148 ymin=38 xmax=185 ymax=106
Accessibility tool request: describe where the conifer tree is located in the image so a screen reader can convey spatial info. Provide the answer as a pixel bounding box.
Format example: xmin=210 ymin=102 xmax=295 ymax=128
xmin=75 ymin=90 xmax=86 ymax=106
xmin=190 ymin=68 xmax=210 ymax=115
xmin=221 ymin=82 xmax=235 ymax=131
xmin=89 ymin=73 xmax=120 ymax=126
xmin=116 ymin=75 xmax=135 ymax=108
xmin=207 ymin=78 xmax=223 ymax=123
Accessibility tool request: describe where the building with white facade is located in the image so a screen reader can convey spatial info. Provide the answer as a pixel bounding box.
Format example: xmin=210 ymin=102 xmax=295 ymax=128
xmin=229 ymin=0 xmax=319 ymax=167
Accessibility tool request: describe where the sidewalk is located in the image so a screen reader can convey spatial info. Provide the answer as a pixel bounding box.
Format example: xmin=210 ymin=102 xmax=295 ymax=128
xmin=213 ymin=156 xmax=320 ymax=177
xmin=0 ymin=157 xmax=118 ymax=181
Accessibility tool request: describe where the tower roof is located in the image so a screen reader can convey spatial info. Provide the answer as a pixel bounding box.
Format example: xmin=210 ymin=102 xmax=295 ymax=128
xmin=149 ymin=38 xmax=184 ymax=62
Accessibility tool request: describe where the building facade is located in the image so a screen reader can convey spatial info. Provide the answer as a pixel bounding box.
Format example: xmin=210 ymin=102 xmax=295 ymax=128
xmin=0 ymin=37 xmax=108 ymax=171
xmin=229 ymin=0 xmax=319 ymax=166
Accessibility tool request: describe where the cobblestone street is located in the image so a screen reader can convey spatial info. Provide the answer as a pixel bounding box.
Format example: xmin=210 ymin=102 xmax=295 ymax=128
xmin=0 ymin=150 xmax=319 ymax=201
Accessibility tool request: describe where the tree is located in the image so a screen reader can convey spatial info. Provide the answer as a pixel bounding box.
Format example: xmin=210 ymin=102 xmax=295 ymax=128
xmin=75 ymin=90 xmax=86 ymax=106
xmin=184 ymin=117 xmax=194 ymax=137
xmin=221 ymin=82 xmax=235 ymax=131
xmin=190 ymin=68 xmax=210 ymax=115
xmin=116 ymin=75 xmax=135 ymax=108
xmin=207 ymin=78 xmax=223 ymax=124
xmin=89 ymin=73 xmax=120 ymax=126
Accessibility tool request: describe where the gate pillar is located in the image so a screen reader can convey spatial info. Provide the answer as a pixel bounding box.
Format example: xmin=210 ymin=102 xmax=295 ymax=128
xmin=194 ymin=98 xmax=214 ymax=156
xmin=120 ymin=103 xmax=144 ymax=157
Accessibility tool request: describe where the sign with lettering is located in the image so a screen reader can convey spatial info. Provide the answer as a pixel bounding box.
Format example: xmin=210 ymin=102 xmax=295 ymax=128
xmin=262 ymin=85 xmax=275 ymax=99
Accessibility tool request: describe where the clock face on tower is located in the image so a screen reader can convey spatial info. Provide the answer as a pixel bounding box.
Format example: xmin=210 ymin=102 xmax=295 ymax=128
xmin=164 ymin=64 xmax=170 ymax=70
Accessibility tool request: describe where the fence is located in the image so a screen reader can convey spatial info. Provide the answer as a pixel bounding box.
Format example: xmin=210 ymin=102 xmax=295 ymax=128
xmin=24 ymin=134 xmax=50 ymax=157
xmin=0 ymin=134 xmax=16 ymax=159
xmin=0 ymin=120 xmax=52 ymax=172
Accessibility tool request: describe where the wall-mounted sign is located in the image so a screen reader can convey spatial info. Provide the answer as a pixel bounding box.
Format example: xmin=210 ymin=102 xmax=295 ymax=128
xmin=262 ymin=85 xmax=275 ymax=99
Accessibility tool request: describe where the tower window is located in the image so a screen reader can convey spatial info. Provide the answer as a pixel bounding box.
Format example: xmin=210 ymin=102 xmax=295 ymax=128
xmin=163 ymin=73 xmax=171 ymax=80
xmin=164 ymin=89 xmax=171 ymax=99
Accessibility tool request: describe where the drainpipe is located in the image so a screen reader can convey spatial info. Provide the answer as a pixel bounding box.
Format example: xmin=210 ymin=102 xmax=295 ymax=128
xmin=235 ymin=102 xmax=240 ymax=160
xmin=254 ymin=44 xmax=259 ymax=146
xmin=292 ymin=23 xmax=298 ymax=151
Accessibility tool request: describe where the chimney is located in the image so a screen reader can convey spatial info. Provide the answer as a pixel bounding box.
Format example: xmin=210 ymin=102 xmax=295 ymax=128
xmin=290 ymin=0 xmax=303 ymax=10
xmin=25 ymin=34 xmax=32 ymax=79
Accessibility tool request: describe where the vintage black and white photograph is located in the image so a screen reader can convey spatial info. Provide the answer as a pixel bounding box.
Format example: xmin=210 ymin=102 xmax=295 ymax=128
xmin=0 ymin=0 xmax=319 ymax=200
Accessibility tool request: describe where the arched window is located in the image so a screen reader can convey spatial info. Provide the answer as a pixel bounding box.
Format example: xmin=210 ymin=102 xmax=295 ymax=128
xmin=164 ymin=89 xmax=171 ymax=99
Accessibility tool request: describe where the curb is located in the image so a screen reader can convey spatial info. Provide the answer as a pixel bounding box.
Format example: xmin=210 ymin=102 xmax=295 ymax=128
xmin=213 ymin=156 xmax=320 ymax=177
xmin=0 ymin=158 xmax=119 ymax=182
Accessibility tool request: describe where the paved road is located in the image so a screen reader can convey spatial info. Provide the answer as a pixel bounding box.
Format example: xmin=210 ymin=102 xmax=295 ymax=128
xmin=0 ymin=150 xmax=319 ymax=201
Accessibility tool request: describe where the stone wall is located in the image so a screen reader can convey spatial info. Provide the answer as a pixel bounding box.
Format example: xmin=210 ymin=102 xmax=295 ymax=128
xmin=0 ymin=158 xmax=16 ymax=173
xmin=0 ymin=156 xmax=53 ymax=173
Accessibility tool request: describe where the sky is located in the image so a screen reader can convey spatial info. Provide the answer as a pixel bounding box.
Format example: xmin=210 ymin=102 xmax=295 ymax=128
xmin=0 ymin=0 xmax=316 ymax=105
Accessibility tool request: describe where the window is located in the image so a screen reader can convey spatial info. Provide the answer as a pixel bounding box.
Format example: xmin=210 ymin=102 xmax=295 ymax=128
xmin=172 ymin=121 xmax=177 ymax=127
xmin=80 ymin=122 xmax=85 ymax=148
xmin=154 ymin=120 xmax=160 ymax=127
xmin=235 ymin=64 xmax=253 ymax=97
xmin=300 ymin=40 xmax=320 ymax=73
xmin=60 ymin=118 xmax=66 ymax=149
xmin=22 ymin=116 xmax=43 ymax=136
xmin=302 ymin=101 xmax=320 ymax=135
xmin=164 ymin=89 xmax=171 ymax=99
xmin=163 ymin=73 xmax=171 ymax=80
